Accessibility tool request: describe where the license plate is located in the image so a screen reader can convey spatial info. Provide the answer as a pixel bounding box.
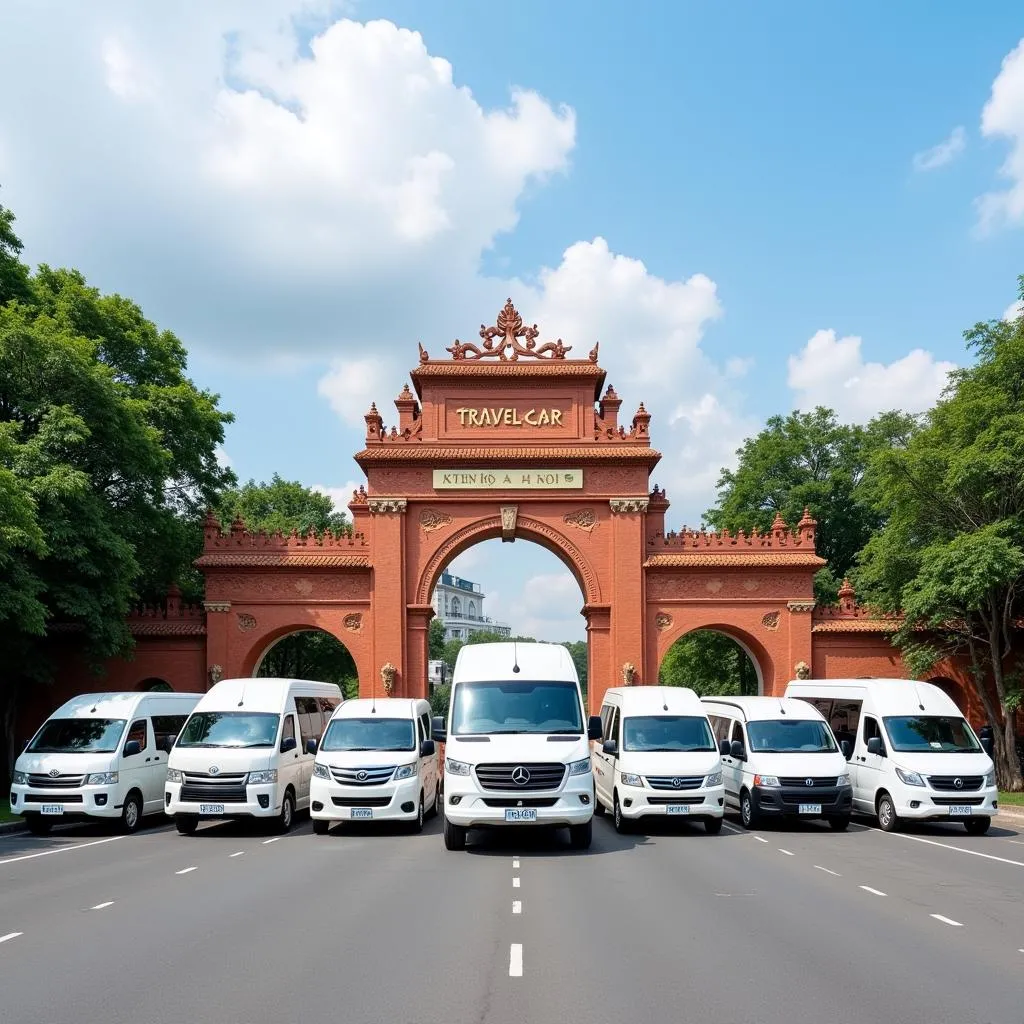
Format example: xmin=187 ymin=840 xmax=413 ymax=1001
xmin=798 ymin=803 xmax=822 ymax=815
xmin=351 ymin=808 xmax=373 ymax=819
xmin=40 ymin=804 xmax=64 ymax=816
xmin=666 ymin=804 xmax=690 ymax=815
xmin=504 ymin=808 xmax=537 ymax=822
xmin=947 ymin=805 xmax=973 ymax=816
xmin=199 ymin=803 xmax=225 ymax=815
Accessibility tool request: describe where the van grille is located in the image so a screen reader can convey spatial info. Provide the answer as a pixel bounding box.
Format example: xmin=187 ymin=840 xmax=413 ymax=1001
xmin=329 ymin=766 xmax=396 ymax=787
xmin=475 ymin=763 xmax=566 ymax=792
xmin=932 ymin=797 xmax=984 ymax=806
xmin=928 ymin=775 xmax=983 ymax=792
xmin=646 ymin=796 xmax=703 ymax=806
xmin=25 ymin=793 xmax=83 ymax=803
xmin=28 ymin=773 xmax=84 ymax=789
xmin=482 ymin=798 xmax=559 ymax=808
xmin=778 ymin=777 xmax=838 ymax=788
xmin=331 ymin=796 xmax=391 ymax=808
xmin=180 ymin=771 xmax=248 ymax=804
xmin=646 ymin=775 xmax=704 ymax=791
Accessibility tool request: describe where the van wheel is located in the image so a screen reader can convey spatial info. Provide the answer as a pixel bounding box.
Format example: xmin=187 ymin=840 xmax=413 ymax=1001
xmin=276 ymin=790 xmax=295 ymax=834
xmin=443 ymin=815 xmax=467 ymax=851
xmin=704 ymin=816 xmax=723 ymax=835
xmin=411 ymin=794 xmax=425 ymax=834
xmin=312 ymin=819 xmax=329 ymax=836
xmin=828 ymin=815 xmax=851 ymax=831
xmin=964 ymin=816 xmax=991 ymax=835
xmin=569 ymin=819 xmax=592 ymax=850
xmin=26 ymin=816 xmax=52 ymax=836
xmin=175 ymin=814 xmax=199 ymax=836
xmin=740 ymin=789 xmax=759 ymax=830
xmin=877 ymin=792 xmax=900 ymax=832
xmin=613 ymin=792 xmax=631 ymax=834
xmin=594 ymin=796 xmax=606 ymax=817
xmin=121 ymin=791 xmax=143 ymax=834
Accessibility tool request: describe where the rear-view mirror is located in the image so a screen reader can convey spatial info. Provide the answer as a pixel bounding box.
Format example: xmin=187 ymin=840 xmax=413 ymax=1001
xmin=587 ymin=715 xmax=603 ymax=741
xmin=866 ymin=736 xmax=884 ymax=756
xmin=602 ymin=739 xmax=618 ymax=757
xmin=719 ymin=738 xmax=731 ymax=757
xmin=432 ymin=716 xmax=447 ymax=743
xmin=122 ymin=739 xmax=142 ymax=757
xmin=420 ymin=739 xmax=436 ymax=757
xmin=306 ymin=738 xmax=318 ymax=755
xmin=981 ymin=736 xmax=994 ymax=757
xmin=729 ymin=740 xmax=746 ymax=761
xmin=281 ymin=736 xmax=297 ymax=754
xmin=840 ymin=739 xmax=852 ymax=760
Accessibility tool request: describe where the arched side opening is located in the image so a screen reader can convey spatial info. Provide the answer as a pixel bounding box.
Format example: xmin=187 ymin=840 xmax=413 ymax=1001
xmin=250 ymin=628 xmax=360 ymax=699
xmin=138 ymin=677 xmax=173 ymax=692
xmin=658 ymin=627 xmax=766 ymax=697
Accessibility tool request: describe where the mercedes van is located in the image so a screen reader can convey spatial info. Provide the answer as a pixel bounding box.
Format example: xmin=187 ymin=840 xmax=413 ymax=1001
xmin=165 ymin=677 xmax=342 ymax=834
xmin=307 ymin=698 xmax=440 ymax=834
xmin=11 ymin=691 xmax=201 ymax=834
xmin=702 ymin=696 xmax=853 ymax=830
xmin=785 ymin=678 xmax=997 ymax=834
xmin=592 ymin=686 xmax=725 ymax=833
xmin=433 ymin=642 xmax=602 ymax=851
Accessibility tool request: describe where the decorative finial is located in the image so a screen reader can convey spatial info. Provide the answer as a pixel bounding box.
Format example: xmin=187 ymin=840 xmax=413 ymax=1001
xmin=794 ymin=661 xmax=811 ymax=680
xmin=798 ymin=507 xmax=816 ymax=529
xmin=445 ymin=299 xmax=571 ymax=361
xmin=418 ymin=341 xmax=429 ymax=364
xmin=380 ymin=662 xmax=397 ymax=696
xmin=770 ymin=511 xmax=787 ymax=532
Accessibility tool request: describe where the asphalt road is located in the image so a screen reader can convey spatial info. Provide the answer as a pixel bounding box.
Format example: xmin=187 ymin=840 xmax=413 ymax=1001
xmin=1 ymin=810 xmax=1023 ymax=1024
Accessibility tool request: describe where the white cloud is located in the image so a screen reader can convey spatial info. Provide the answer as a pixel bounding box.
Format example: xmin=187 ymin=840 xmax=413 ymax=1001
xmin=317 ymin=356 xmax=397 ymax=427
xmin=912 ymin=126 xmax=966 ymax=172
xmin=498 ymin=571 xmax=584 ymax=642
xmin=787 ymin=329 xmax=956 ymax=422
xmin=312 ymin=481 xmax=364 ymax=512
xmin=214 ymin=446 xmax=233 ymax=469
xmin=1004 ymin=299 xmax=1024 ymax=322
xmin=977 ymin=38 xmax=1024 ymax=231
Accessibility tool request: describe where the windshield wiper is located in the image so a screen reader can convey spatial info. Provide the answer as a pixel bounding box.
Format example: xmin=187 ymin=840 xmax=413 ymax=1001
xmin=546 ymin=729 xmax=583 ymax=735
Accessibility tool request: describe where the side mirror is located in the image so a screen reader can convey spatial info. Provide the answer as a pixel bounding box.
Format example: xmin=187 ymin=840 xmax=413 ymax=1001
xmin=587 ymin=715 xmax=603 ymax=741
xmin=602 ymin=739 xmax=618 ymax=757
xmin=167 ymin=734 xmax=178 ymax=751
xmin=306 ymin=738 xmax=318 ymax=755
xmin=432 ymin=717 xmax=447 ymax=743
xmin=730 ymin=740 xmax=746 ymax=761
xmin=719 ymin=738 xmax=731 ymax=757
xmin=281 ymin=736 xmax=297 ymax=754
xmin=420 ymin=739 xmax=436 ymax=757
xmin=866 ymin=736 xmax=884 ymax=756
xmin=122 ymin=739 xmax=142 ymax=757
xmin=981 ymin=736 xmax=994 ymax=757
xmin=840 ymin=739 xmax=852 ymax=760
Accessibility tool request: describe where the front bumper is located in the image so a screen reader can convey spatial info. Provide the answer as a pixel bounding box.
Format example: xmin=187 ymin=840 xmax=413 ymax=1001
xmin=444 ymin=770 xmax=594 ymax=828
xmin=619 ymin=783 xmax=725 ymax=820
xmin=10 ymin=784 xmax=121 ymax=820
xmin=309 ymin=774 xmax=421 ymax=822
xmin=894 ymin=786 xmax=998 ymax=821
xmin=164 ymin=782 xmax=281 ymax=819
xmin=753 ymin=784 xmax=853 ymax=819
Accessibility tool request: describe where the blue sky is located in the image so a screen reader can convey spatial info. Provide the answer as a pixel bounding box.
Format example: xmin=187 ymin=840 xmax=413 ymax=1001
xmin=1 ymin=1 xmax=1022 ymax=642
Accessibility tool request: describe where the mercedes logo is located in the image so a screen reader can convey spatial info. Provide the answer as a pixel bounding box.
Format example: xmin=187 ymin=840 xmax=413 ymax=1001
xmin=672 ymin=777 xmax=684 ymax=789
xmin=48 ymin=769 xmax=60 ymax=778
xmin=511 ymin=766 xmax=531 ymax=786
xmin=954 ymin=777 xmax=963 ymax=789
xmin=805 ymin=778 xmax=814 ymax=787
xmin=357 ymin=770 xmax=368 ymax=782
xmin=208 ymin=766 xmax=220 ymax=775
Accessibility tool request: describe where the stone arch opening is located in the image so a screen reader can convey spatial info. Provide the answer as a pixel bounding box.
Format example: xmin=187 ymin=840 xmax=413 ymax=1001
xmin=657 ymin=626 xmax=767 ymax=696
xmin=249 ymin=627 xmax=360 ymax=699
xmin=139 ymin=677 xmax=173 ymax=692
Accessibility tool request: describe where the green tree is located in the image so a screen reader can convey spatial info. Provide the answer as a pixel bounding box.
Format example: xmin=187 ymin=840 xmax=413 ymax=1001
xmin=857 ymin=279 xmax=1024 ymax=790
xmin=429 ymin=618 xmax=446 ymax=661
xmin=706 ymin=408 xmax=917 ymax=602
xmin=257 ymin=630 xmax=358 ymax=699
xmin=659 ymin=630 xmax=758 ymax=696
xmin=562 ymin=639 xmax=588 ymax=694
xmin=0 ymin=195 xmax=31 ymax=305
xmin=215 ymin=474 xmax=350 ymax=537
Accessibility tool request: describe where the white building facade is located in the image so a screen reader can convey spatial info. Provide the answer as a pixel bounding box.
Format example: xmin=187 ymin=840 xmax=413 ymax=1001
xmin=431 ymin=572 xmax=511 ymax=643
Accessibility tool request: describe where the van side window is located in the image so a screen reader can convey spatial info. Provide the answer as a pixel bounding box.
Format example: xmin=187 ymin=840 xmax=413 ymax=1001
xmin=862 ymin=715 xmax=884 ymax=751
xmin=420 ymin=711 xmax=431 ymax=740
xmin=708 ymin=715 xmax=731 ymax=745
xmin=608 ymin=707 xmax=621 ymax=746
xmin=281 ymin=715 xmax=296 ymax=751
xmin=152 ymin=714 xmax=188 ymax=751
xmin=125 ymin=719 xmax=148 ymax=752
xmin=730 ymin=720 xmax=746 ymax=748
xmin=295 ymin=697 xmax=324 ymax=752
xmin=599 ymin=704 xmax=613 ymax=739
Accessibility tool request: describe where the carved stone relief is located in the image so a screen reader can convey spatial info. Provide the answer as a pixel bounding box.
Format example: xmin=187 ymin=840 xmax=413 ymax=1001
xmin=563 ymin=509 xmax=597 ymax=533
xmin=237 ymin=613 xmax=257 ymax=632
xmin=761 ymin=611 xmax=781 ymax=631
xmin=419 ymin=508 xmax=452 ymax=533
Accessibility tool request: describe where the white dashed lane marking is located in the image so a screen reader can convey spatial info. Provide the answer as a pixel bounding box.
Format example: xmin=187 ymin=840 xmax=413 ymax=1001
xmin=931 ymin=914 xmax=963 ymax=927
xmin=778 ymin=849 xmax=794 ymax=856
xmin=509 ymin=943 xmax=523 ymax=977
xmin=814 ymin=865 xmax=841 ymax=876
xmin=859 ymin=886 xmax=886 ymax=897
xmin=0 ymin=932 xmax=23 ymax=944
xmin=754 ymin=836 xmax=768 ymax=844
xmin=263 ymin=838 xmax=280 ymax=845
xmin=230 ymin=851 xmax=244 ymax=858
xmin=175 ymin=866 xmax=198 ymax=875
xmin=513 ymin=877 xmax=520 ymax=888
xmin=512 ymin=901 xmax=522 ymax=914
xmin=512 ymin=858 xmax=520 ymax=868
xmin=90 ymin=902 xmax=114 ymax=910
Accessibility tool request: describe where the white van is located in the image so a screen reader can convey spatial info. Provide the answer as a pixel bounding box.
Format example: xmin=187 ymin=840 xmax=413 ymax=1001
xmin=702 ymin=696 xmax=853 ymax=830
xmin=433 ymin=642 xmax=602 ymax=852
xmin=307 ymin=698 xmax=440 ymax=834
xmin=165 ymin=677 xmax=342 ymax=834
xmin=785 ymin=678 xmax=997 ymax=834
xmin=11 ymin=691 xmax=201 ymax=835
xmin=592 ymin=686 xmax=725 ymax=834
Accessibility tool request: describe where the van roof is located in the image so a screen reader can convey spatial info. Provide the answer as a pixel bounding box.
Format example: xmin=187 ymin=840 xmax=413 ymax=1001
xmin=52 ymin=692 xmax=200 ymax=718
xmin=194 ymin=678 xmax=342 ymax=714
xmin=331 ymin=698 xmax=427 ymax=719
xmin=601 ymin=686 xmax=706 ymax=715
xmin=701 ymin=695 xmax=826 ymax=722
xmin=453 ymin=642 xmax=578 ymax=684
xmin=784 ymin=678 xmax=961 ymax=716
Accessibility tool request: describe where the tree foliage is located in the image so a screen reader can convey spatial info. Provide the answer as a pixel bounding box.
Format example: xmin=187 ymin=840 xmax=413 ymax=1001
xmin=257 ymin=629 xmax=358 ymax=699
xmin=215 ymin=474 xmax=350 ymax=537
xmin=428 ymin=618 xmax=446 ymax=661
xmin=659 ymin=630 xmax=759 ymax=696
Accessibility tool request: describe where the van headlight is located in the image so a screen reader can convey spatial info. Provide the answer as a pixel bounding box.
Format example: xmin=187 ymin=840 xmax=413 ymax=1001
xmin=705 ymin=771 xmax=723 ymax=787
xmin=620 ymin=773 xmax=643 ymax=787
xmin=895 ymin=767 xmax=925 ymax=787
xmin=166 ymin=768 xmax=183 ymax=784
xmin=568 ymin=759 xmax=590 ymax=776
xmin=754 ymin=774 xmax=780 ymax=788
xmin=312 ymin=763 xmax=331 ymax=780
xmin=394 ymin=763 xmax=417 ymax=780
xmin=11 ymin=770 xmax=27 ymax=786
xmin=86 ymin=772 xmax=119 ymax=785
xmin=247 ymin=770 xmax=277 ymax=785
xmin=446 ymin=758 xmax=471 ymax=776
xmin=984 ymin=770 xmax=996 ymax=788
xmin=836 ymin=772 xmax=851 ymax=787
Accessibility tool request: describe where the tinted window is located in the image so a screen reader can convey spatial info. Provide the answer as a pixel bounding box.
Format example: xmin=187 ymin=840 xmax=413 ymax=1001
xmin=883 ymin=716 xmax=980 ymax=753
xmin=730 ymin=720 xmax=746 ymax=746
xmin=451 ymin=681 xmax=584 ymax=735
xmin=152 ymin=715 xmax=189 ymax=750
xmin=177 ymin=712 xmax=280 ymax=748
xmin=746 ymin=719 xmax=838 ymax=753
xmin=281 ymin=715 xmax=295 ymax=749
xmin=124 ymin=719 xmax=148 ymax=752
xmin=27 ymin=719 xmax=127 ymax=754
xmin=321 ymin=718 xmax=416 ymax=752
xmin=295 ymin=697 xmax=324 ymax=750
xmin=622 ymin=715 xmax=716 ymax=752
xmin=707 ymin=714 xmax=732 ymax=745
xmin=863 ymin=716 xmax=883 ymax=748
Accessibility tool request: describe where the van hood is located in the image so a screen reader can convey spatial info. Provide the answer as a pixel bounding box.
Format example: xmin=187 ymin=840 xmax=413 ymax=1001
xmin=447 ymin=733 xmax=590 ymax=765
xmin=616 ymin=751 xmax=722 ymax=777
xmin=168 ymin=747 xmax=276 ymax=774
xmin=748 ymin=752 xmax=850 ymax=779
xmin=15 ymin=751 xmax=117 ymax=777
xmin=317 ymin=750 xmax=420 ymax=769
xmin=889 ymin=751 xmax=994 ymax=778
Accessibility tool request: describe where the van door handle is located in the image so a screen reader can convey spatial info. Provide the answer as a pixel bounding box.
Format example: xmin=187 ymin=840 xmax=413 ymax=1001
xmin=145 ymin=757 xmax=152 ymax=762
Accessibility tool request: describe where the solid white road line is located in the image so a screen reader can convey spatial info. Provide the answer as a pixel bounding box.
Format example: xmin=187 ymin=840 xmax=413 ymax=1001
xmin=90 ymin=901 xmax=114 ymax=910
xmin=0 ymin=932 xmax=23 ymax=944
xmin=754 ymin=836 xmax=769 ymax=843
xmin=512 ymin=900 xmax=522 ymax=914
xmin=509 ymin=943 xmax=523 ymax=977
xmin=814 ymin=865 xmax=841 ymax=876
xmin=263 ymin=838 xmax=280 ymax=845
xmin=175 ymin=866 xmax=198 ymax=875
xmin=512 ymin=876 xmax=521 ymax=888
xmin=721 ymin=822 xmax=744 ymax=834
xmin=868 ymin=827 xmax=1024 ymax=868
xmin=512 ymin=858 xmax=520 ymax=868
xmin=230 ymin=851 xmax=244 ymax=858
xmin=860 ymin=885 xmax=886 ymax=896
xmin=0 ymin=835 xmax=124 ymax=867
xmin=930 ymin=914 xmax=963 ymax=927
xmin=778 ymin=849 xmax=794 ymax=856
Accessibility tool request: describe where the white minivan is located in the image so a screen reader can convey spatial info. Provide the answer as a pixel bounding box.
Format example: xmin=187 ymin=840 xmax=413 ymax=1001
xmin=165 ymin=677 xmax=343 ymax=834
xmin=11 ymin=691 xmax=201 ymax=835
xmin=785 ymin=678 xmax=998 ymax=834
xmin=433 ymin=642 xmax=602 ymax=852
xmin=702 ymin=696 xmax=854 ymax=830
xmin=591 ymin=686 xmax=725 ymax=834
xmin=308 ymin=698 xmax=440 ymax=834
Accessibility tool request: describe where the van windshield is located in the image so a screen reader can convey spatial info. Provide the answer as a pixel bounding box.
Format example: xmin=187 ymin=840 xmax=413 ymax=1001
xmin=747 ymin=719 xmax=838 ymax=753
xmin=321 ymin=718 xmax=415 ymax=752
xmin=176 ymin=712 xmax=280 ymax=748
xmin=27 ymin=718 xmax=126 ymax=753
xmin=623 ymin=715 xmax=715 ymax=752
xmin=451 ymin=681 xmax=583 ymax=735
xmin=883 ymin=716 xmax=980 ymax=753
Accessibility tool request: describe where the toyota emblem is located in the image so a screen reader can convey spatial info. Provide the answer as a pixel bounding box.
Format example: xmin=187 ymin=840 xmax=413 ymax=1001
xmin=511 ymin=766 xmax=531 ymax=786
xmin=357 ymin=770 xmax=368 ymax=782
xmin=672 ymin=777 xmax=683 ymax=789
xmin=805 ymin=778 xmax=814 ymax=787
xmin=48 ymin=769 xmax=60 ymax=778
xmin=954 ymin=777 xmax=963 ymax=789
xmin=208 ymin=766 xmax=220 ymax=775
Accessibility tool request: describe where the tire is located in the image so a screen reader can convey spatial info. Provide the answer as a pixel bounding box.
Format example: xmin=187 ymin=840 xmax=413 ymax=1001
xmin=594 ymin=796 xmax=606 ymax=817
xmin=876 ymin=792 xmax=900 ymax=833
xmin=964 ymin=816 xmax=991 ymax=836
xmin=25 ymin=815 xmax=52 ymax=836
xmin=175 ymin=814 xmax=199 ymax=836
xmin=613 ymin=792 xmax=631 ymax=834
xmin=312 ymin=818 xmax=329 ymax=836
xmin=828 ymin=815 xmax=851 ymax=831
xmin=411 ymin=793 xmax=425 ymax=834
xmin=121 ymin=791 xmax=143 ymax=834
xmin=569 ymin=819 xmax=593 ymax=850
xmin=740 ymin=789 xmax=759 ymax=830
xmin=276 ymin=790 xmax=295 ymax=834
xmin=704 ymin=816 xmax=724 ymax=835
xmin=443 ymin=815 xmax=467 ymax=851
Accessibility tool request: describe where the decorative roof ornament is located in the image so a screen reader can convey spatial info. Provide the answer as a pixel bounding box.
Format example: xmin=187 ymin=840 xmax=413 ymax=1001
xmin=446 ymin=299 xmax=572 ymax=361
